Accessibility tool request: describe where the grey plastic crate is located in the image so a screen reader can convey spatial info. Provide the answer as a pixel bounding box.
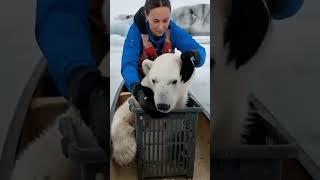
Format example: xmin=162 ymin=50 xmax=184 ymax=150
xmin=211 ymin=94 xmax=298 ymax=180
xmin=129 ymin=97 xmax=203 ymax=180
xmin=59 ymin=115 xmax=108 ymax=180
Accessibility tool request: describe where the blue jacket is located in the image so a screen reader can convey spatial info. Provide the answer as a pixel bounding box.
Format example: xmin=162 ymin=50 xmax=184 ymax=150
xmin=35 ymin=0 xmax=97 ymax=97
xmin=121 ymin=21 xmax=206 ymax=91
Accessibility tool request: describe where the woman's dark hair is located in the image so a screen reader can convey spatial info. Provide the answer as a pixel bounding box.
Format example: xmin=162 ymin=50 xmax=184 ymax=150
xmin=144 ymin=0 xmax=171 ymax=15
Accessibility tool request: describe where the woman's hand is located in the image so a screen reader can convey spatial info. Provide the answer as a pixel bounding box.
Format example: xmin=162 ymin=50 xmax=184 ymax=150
xmin=67 ymin=68 xmax=109 ymax=152
xmin=131 ymin=83 xmax=166 ymax=118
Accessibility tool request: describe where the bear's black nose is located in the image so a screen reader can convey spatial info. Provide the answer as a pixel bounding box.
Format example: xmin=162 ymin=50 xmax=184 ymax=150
xmin=157 ymin=104 xmax=170 ymax=111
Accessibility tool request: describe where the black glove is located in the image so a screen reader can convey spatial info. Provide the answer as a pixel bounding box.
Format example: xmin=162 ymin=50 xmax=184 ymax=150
xmin=131 ymin=83 xmax=166 ymax=118
xmin=67 ymin=68 xmax=109 ymax=153
xmin=180 ymin=50 xmax=200 ymax=82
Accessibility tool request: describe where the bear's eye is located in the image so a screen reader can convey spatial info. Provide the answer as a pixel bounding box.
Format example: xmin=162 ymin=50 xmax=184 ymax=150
xmin=172 ymin=80 xmax=177 ymax=85
xmin=152 ymin=79 xmax=156 ymax=84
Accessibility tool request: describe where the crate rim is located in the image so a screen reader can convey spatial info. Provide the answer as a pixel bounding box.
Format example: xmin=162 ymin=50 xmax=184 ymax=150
xmin=128 ymin=97 xmax=204 ymax=114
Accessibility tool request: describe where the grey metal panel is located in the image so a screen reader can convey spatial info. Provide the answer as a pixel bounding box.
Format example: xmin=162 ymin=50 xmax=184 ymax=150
xmin=0 ymin=0 xmax=44 ymax=178
xmin=251 ymin=0 xmax=320 ymax=176
xmin=0 ymin=59 xmax=46 ymax=180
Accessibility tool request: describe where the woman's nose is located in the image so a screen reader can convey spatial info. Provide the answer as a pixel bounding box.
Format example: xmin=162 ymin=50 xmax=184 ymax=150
xmin=158 ymin=22 xmax=166 ymax=31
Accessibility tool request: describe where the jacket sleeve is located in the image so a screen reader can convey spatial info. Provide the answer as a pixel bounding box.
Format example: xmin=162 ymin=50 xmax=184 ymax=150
xmin=121 ymin=24 xmax=142 ymax=91
xmin=170 ymin=21 xmax=206 ymax=67
xmin=35 ymin=0 xmax=97 ymax=97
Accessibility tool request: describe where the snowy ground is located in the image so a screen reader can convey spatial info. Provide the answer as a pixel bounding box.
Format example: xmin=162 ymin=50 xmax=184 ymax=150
xmin=110 ymin=0 xmax=210 ymax=115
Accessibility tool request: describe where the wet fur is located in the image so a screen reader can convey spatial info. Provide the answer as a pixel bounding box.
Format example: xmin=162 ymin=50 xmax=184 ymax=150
xmin=211 ymin=0 xmax=271 ymax=149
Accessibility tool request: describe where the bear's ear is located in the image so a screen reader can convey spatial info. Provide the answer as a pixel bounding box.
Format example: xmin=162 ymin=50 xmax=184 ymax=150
xmin=142 ymin=59 xmax=154 ymax=75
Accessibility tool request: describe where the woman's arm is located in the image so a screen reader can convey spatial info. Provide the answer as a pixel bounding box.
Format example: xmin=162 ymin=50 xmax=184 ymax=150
xmin=170 ymin=21 xmax=206 ymax=67
xmin=121 ymin=24 xmax=143 ymax=91
xmin=35 ymin=0 xmax=97 ymax=96
xmin=35 ymin=0 xmax=109 ymax=151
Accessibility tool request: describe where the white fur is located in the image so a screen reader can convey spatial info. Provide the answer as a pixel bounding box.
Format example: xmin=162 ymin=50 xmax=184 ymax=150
xmin=111 ymin=53 xmax=194 ymax=166
xmin=10 ymin=108 xmax=82 ymax=180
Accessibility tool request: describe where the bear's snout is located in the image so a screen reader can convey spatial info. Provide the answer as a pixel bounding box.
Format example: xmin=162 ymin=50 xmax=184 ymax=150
xmin=157 ymin=103 xmax=170 ymax=111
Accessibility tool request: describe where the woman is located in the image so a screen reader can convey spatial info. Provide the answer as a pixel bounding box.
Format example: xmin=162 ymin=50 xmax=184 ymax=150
xmin=121 ymin=0 xmax=206 ymax=116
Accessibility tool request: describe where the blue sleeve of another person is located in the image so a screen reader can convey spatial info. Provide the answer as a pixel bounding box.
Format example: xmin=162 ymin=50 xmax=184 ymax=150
xmin=121 ymin=24 xmax=142 ymax=91
xmin=35 ymin=0 xmax=97 ymax=97
xmin=169 ymin=21 xmax=206 ymax=67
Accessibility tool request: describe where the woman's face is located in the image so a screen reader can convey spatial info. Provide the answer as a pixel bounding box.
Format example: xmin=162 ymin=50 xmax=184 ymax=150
xmin=145 ymin=7 xmax=171 ymax=37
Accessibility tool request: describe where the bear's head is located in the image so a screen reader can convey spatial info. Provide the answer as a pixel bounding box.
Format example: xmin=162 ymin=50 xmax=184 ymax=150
xmin=141 ymin=53 xmax=194 ymax=113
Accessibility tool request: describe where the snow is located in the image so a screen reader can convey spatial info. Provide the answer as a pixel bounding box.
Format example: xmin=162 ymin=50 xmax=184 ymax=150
xmin=171 ymin=4 xmax=210 ymax=36
xmin=110 ymin=0 xmax=210 ymax=115
xmin=110 ymin=3 xmax=210 ymax=37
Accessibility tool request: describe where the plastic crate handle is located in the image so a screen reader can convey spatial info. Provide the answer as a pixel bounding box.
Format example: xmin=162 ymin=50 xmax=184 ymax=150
xmin=128 ymin=98 xmax=143 ymax=112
